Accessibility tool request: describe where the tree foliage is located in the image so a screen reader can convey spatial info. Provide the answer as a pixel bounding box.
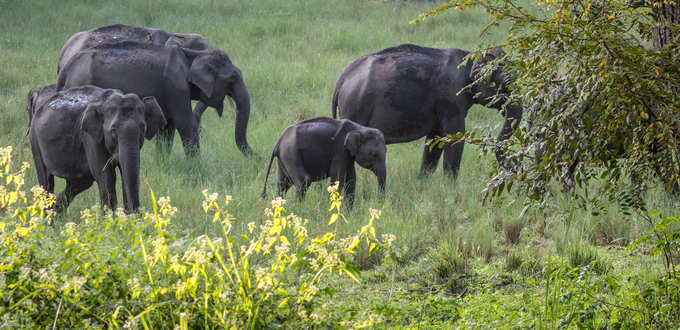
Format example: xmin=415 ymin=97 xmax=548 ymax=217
xmin=415 ymin=0 xmax=680 ymax=213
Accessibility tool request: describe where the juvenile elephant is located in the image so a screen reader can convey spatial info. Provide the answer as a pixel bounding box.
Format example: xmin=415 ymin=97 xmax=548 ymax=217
xmin=262 ymin=117 xmax=387 ymax=205
xmin=28 ymin=85 xmax=166 ymax=213
xmin=57 ymin=39 xmax=252 ymax=157
xmin=26 ymin=84 xmax=56 ymax=135
xmin=332 ymin=44 xmax=523 ymax=178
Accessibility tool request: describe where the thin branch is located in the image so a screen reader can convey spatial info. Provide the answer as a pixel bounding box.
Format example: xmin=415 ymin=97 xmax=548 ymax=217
xmin=52 ymin=298 xmax=63 ymax=330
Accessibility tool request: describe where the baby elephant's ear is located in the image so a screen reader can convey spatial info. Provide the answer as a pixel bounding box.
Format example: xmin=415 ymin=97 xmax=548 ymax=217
xmin=143 ymin=96 xmax=166 ymax=140
xmin=344 ymin=131 xmax=361 ymax=157
xmin=81 ymin=102 xmax=104 ymax=141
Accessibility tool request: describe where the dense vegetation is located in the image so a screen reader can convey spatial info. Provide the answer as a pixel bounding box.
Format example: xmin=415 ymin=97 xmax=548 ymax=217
xmin=1 ymin=0 xmax=679 ymax=327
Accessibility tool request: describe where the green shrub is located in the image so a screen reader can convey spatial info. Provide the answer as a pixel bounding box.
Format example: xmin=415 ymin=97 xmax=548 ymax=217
xmin=502 ymin=216 xmax=526 ymax=245
xmin=565 ymin=242 xmax=609 ymax=275
xmin=504 ymin=250 xmax=524 ymax=271
xmin=429 ymin=240 xmax=470 ymax=294
xmin=0 ymin=146 xmax=395 ymax=328
xmin=462 ymin=219 xmax=496 ymax=262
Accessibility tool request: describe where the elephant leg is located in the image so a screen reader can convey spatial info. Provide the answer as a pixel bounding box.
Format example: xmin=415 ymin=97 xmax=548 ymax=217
xmin=276 ymin=160 xmax=293 ymax=197
xmin=419 ymin=133 xmax=444 ymax=178
xmin=176 ymin=117 xmax=200 ymax=157
xmin=31 ymin=145 xmax=54 ymax=194
xmin=55 ymin=177 xmax=93 ymax=213
xmin=97 ymin=166 xmax=117 ymax=211
xmin=279 ymin=151 xmax=311 ymax=200
xmin=47 ymin=175 xmax=55 ymax=194
xmin=293 ymin=176 xmax=311 ymax=201
xmin=156 ymin=126 xmax=175 ymax=154
xmin=341 ymin=165 xmax=357 ymax=208
xmin=193 ymin=102 xmax=209 ymax=137
xmin=330 ymin=161 xmax=356 ymax=207
xmin=441 ymin=116 xmax=466 ymax=178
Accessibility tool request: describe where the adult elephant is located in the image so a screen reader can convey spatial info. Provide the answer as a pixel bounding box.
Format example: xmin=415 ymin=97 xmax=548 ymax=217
xmin=28 ymin=85 xmax=166 ymax=213
xmin=57 ymin=24 xmax=208 ymax=74
xmin=57 ymin=24 xmax=253 ymax=156
xmin=332 ymin=44 xmax=522 ymax=177
xmin=57 ymin=40 xmax=252 ymax=157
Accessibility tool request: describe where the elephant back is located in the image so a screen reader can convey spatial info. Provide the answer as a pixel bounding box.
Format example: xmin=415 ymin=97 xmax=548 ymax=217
xmin=46 ymin=86 xmax=119 ymax=114
xmin=88 ymin=24 xmax=169 ymax=45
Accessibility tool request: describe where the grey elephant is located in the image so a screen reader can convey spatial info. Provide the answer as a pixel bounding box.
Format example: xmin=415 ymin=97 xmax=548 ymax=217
xmin=332 ymin=44 xmax=523 ymax=178
xmin=28 ymin=85 xmax=166 ymax=213
xmin=57 ymin=24 xmax=253 ymax=156
xmin=57 ymin=38 xmax=252 ymax=157
xmin=56 ymin=24 xmax=218 ymax=128
xmin=57 ymin=24 xmax=208 ymax=74
xmin=26 ymin=84 xmax=56 ymax=135
xmin=262 ymin=117 xmax=387 ymax=205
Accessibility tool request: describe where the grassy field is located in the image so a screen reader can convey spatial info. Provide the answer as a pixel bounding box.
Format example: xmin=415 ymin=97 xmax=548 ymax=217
xmin=1 ymin=0 xmax=678 ymax=327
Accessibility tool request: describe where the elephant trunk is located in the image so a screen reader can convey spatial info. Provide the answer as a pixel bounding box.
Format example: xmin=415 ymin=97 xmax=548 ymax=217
xmin=232 ymin=76 xmax=254 ymax=156
xmin=495 ymin=103 xmax=523 ymax=168
xmin=373 ymin=163 xmax=387 ymax=196
xmin=118 ymin=133 xmax=141 ymax=214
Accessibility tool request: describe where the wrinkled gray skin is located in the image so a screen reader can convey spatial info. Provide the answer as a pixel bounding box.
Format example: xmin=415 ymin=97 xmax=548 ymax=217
xmin=57 ymin=40 xmax=252 ymax=157
xmin=57 ymin=24 xmax=253 ymax=156
xmin=262 ymin=117 xmax=387 ymax=206
xmin=26 ymin=84 xmax=57 ymax=135
xmin=332 ymin=44 xmax=522 ymax=178
xmin=57 ymin=24 xmax=208 ymax=74
xmin=28 ymin=85 xmax=166 ymax=213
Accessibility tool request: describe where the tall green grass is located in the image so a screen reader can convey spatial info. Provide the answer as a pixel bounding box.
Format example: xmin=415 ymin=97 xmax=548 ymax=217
xmin=0 ymin=0 xmax=675 ymax=267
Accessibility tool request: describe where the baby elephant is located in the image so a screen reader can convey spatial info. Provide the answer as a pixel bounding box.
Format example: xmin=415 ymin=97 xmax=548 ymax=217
xmin=28 ymin=85 xmax=166 ymax=213
xmin=262 ymin=117 xmax=387 ymax=205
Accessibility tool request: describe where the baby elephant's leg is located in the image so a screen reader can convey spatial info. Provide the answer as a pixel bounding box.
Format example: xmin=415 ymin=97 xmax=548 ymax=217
xmin=288 ymin=161 xmax=311 ymax=201
xmin=293 ymin=175 xmax=311 ymax=201
xmin=276 ymin=159 xmax=293 ymax=197
xmin=329 ymin=162 xmax=356 ymax=207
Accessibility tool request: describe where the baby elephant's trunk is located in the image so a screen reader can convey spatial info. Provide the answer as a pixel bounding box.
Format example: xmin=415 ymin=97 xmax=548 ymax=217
xmin=373 ymin=164 xmax=386 ymax=196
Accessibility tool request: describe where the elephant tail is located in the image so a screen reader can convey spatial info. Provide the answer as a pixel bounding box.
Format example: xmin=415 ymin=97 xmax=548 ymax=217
xmin=331 ymin=75 xmax=343 ymax=119
xmin=261 ymin=139 xmax=280 ymax=198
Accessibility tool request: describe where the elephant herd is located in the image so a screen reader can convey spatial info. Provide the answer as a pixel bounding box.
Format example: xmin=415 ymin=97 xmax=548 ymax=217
xmin=26 ymin=24 xmax=521 ymax=214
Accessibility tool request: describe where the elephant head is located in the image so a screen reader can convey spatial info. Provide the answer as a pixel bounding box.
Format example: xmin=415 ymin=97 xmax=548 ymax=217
xmin=344 ymin=127 xmax=388 ymax=194
xmin=184 ymin=47 xmax=253 ymax=155
xmin=80 ymin=92 xmax=166 ymax=212
xmin=469 ymin=47 xmax=523 ymax=167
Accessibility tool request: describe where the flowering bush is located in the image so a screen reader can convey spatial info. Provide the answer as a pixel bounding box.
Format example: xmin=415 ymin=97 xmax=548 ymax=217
xmin=0 ymin=146 xmax=394 ymax=328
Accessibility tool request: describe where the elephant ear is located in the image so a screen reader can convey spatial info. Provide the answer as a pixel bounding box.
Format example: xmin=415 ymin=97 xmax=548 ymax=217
xmin=26 ymin=88 xmax=38 ymax=115
xmin=344 ymin=131 xmax=361 ymax=157
xmin=469 ymin=47 xmax=507 ymax=105
xmin=332 ymin=119 xmax=354 ymax=141
xmin=80 ymin=101 xmax=104 ymax=142
xmin=26 ymin=88 xmax=40 ymax=135
xmin=142 ymin=96 xmax=167 ymax=140
xmin=469 ymin=47 xmax=505 ymax=81
xmin=187 ymin=55 xmax=217 ymax=99
xmin=166 ymin=34 xmax=208 ymax=50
